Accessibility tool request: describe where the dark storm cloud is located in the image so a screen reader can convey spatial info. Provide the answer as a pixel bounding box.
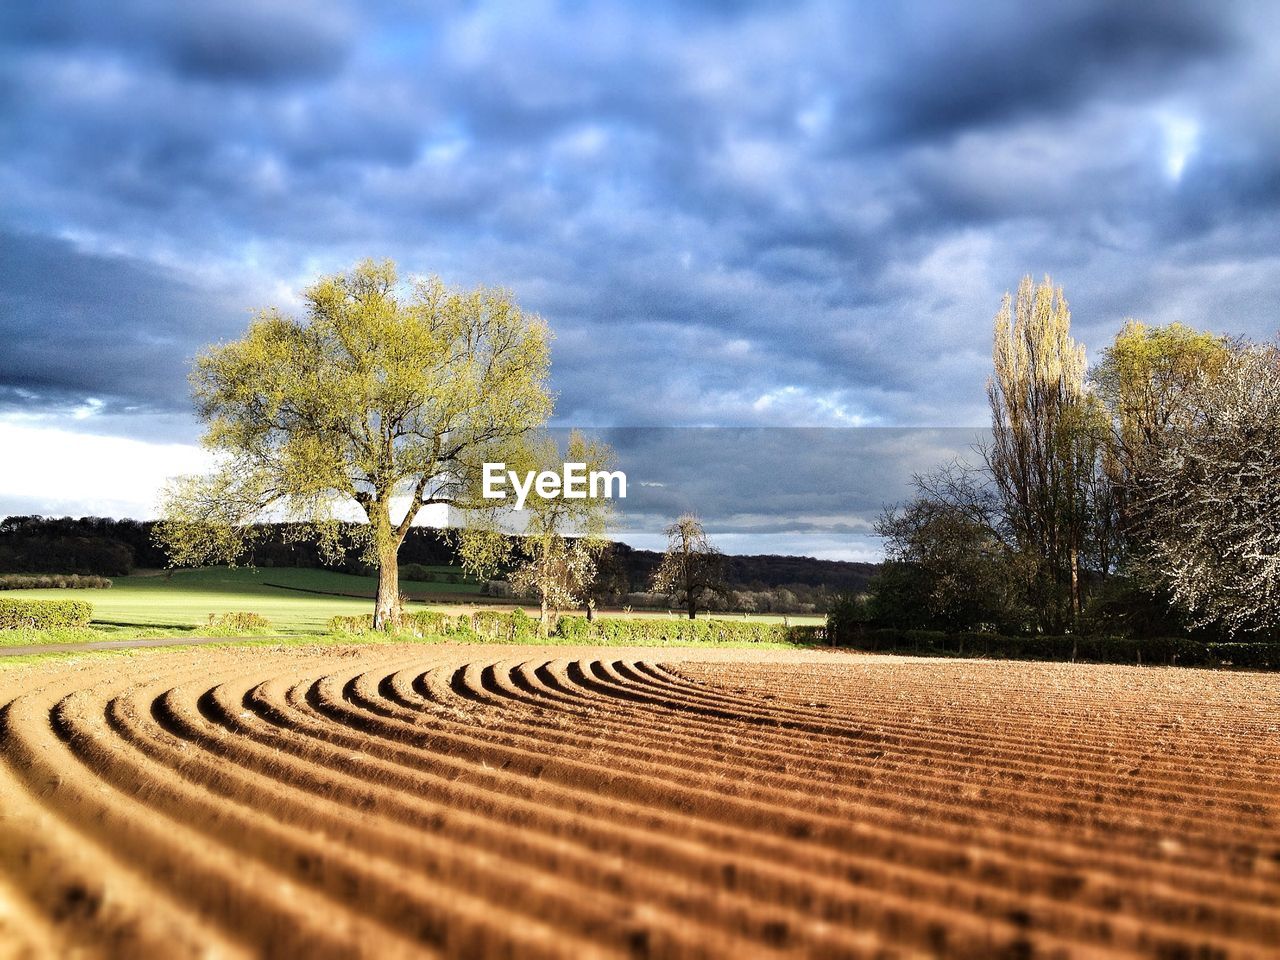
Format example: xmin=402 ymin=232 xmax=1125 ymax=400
xmin=2 ymin=0 xmax=1280 ymax=545
xmin=533 ymin=427 xmax=986 ymax=559
xmin=851 ymin=1 xmax=1236 ymax=145
xmin=0 ymin=0 xmax=353 ymax=84
xmin=0 ymin=231 xmax=248 ymax=412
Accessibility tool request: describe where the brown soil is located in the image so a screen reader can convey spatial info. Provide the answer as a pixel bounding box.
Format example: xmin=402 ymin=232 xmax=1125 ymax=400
xmin=0 ymin=644 xmax=1276 ymax=958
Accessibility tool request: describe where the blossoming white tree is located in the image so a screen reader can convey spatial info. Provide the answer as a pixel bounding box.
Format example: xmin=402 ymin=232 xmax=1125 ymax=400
xmin=1137 ymin=345 xmax=1280 ymax=636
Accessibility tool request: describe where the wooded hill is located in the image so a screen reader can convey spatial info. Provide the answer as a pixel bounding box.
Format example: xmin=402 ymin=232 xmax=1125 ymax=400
xmin=0 ymin=516 xmax=877 ymax=595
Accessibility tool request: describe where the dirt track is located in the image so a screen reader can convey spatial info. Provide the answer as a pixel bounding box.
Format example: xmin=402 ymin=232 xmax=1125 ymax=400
xmin=0 ymin=644 xmax=1277 ymax=958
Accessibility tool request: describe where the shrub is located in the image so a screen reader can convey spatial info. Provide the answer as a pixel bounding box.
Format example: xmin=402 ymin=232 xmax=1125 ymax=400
xmin=509 ymin=607 xmax=535 ymax=635
xmin=206 ymin=612 xmax=272 ymax=631
xmin=329 ymin=614 xmax=374 ymax=633
xmin=329 ymin=610 xmax=477 ymax=637
xmin=0 ymin=598 xmax=93 ymax=630
xmin=0 ymin=574 xmax=112 ymax=590
xmin=401 ymin=610 xmax=474 ymax=637
xmin=552 ymin=616 xmax=814 ymax=645
xmin=1205 ymin=642 xmax=1280 ymax=670
xmin=556 ymin=615 xmax=591 ymax=640
xmin=469 ymin=608 xmax=538 ymax=641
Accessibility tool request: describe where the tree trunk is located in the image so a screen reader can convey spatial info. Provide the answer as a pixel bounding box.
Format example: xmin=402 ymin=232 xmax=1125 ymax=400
xmin=373 ymin=540 xmax=402 ymax=631
xmin=539 ymin=596 xmax=551 ymax=637
xmin=585 ymin=599 xmax=596 ymax=622
xmin=1069 ymin=544 xmax=1081 ymax=628
xmin=687 ymin=596 xmax=696 ymax=620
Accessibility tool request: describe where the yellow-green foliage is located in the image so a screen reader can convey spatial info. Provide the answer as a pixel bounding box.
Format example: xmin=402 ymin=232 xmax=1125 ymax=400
xmin=206 ymin=611 xmax=272 ymax=630
xmin=328 ymin=614 xmax=375 ymax=633
xmin=1092 ymin=319 xmax=1231 ymax=462
xmin=0 ymin=598 xmax=93 ymax=630
xmin=155 ymin=259 xmax=554 ymax=631
xmin=554 ymin=615 xmax=814 ymax=645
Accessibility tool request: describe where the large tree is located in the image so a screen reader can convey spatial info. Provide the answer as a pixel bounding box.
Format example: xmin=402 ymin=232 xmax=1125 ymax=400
xmin=1134 ymin=344 xmax=1280 ymax=636
xmin=157 ymin=259 xmax=552 ymax=630
xmin=985 ymin=275 xmax=1108 ymax=631
xmin=651 ymin=514 xmax=726 ymax=619
xmin=1090 ymin=320 xmax=1231 ymax=550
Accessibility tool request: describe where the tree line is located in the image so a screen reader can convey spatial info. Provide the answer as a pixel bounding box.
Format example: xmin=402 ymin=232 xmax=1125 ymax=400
xmin=862 ymin=275 xmax=1280 ymax=641
xmin=0 ymin=515 xmax=869 ymax=615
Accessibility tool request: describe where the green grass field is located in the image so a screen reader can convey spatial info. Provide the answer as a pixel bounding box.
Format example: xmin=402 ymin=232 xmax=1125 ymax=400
xmin=0 ymin=565 xmax=824 ymax=647
xmin=0 ymin=566 xmax=477 ymax=637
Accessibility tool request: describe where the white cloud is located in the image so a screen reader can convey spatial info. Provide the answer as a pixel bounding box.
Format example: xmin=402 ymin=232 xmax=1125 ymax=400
xmin=1159 ymin=111 xmax=1200 ymax=181
xmin=0 ymin=420 xmax=210 ymax=518
xmin=0 ymin=417 xmax=453 ymax=527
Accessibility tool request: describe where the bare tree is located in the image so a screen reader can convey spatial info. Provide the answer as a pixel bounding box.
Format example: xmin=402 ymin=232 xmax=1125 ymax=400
xmin=875 ymin=462 xmax=1034 ymax=633
xmin=1135 ymin=345 xmax=1280 ymax=636
xmin=651 ymin=514 xmax=726 ymax=619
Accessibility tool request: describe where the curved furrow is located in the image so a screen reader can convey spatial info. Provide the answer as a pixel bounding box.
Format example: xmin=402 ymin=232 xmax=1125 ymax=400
xmin=667 ymin=663 xmax=1280 ymax=779
xmin=138 ymin=676 xmax=777 ymax=960
xmin=651 ymin=659 xmax=1273 ymax=761
xmin=66 ymin=687 xmax=562 ymax=959
xmin=2 ymin=667 xmax=428 ymax=959
xmin=4 ymin=645 xmax=1277 ymax=958
xmin=437 ymin=656 xmax=1280 ymax=900
xmin=315 ymin=658 xmax=1274 ymax=955
xmin=237 ymin=662 xmax=1109 ymax=957
xmin=627 ymin=662 xmax=1280 ymax=811
xmin=148 ymin=670 xmax=891 ymax=960
xmin=398 ymin=656 xmax=1280 ymax=896
xmin=0 ymin=733 xmax=247 ymax=960
xmin=666 ymin=666 xmax=1280 ymax=792
xmin=501 ymin=659 xmax=1280 ymax=928
xmin=296 ymin=661 xmax=1157 ymax=956
xmin=609 ymin=662 xmax=1280 ymax=843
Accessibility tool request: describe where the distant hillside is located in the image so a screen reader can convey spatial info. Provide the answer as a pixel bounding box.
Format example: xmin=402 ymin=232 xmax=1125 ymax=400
xmin=607 ymin=542 xmax=877 ymax=594
xmin=0 ymin=516 xmax=879 ymax=595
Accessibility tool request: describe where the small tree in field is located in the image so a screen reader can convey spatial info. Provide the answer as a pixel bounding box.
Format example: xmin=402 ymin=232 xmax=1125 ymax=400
xmin=156 ymin=259 xmax=552 ymax=630
xmin=651 ymin=514 xmax=726 ymax=619
xmin=499 ymin=431 xmax=615 ymax=636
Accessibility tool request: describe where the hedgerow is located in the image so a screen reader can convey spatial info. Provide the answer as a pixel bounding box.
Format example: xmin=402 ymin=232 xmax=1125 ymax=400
xmin=324 ymin=608 xmax=822 ymax=645
xmin=555 ymin=616 xmax=819 ymax=645
xmin=206 ymin=612 xmax=272 ymax=630
xmin=0 ymin=574 xmax=112 ymax=590
xmin=0 ymin=598 xmax=93 ymax=630
xmin=825 ymin=624 xmax=1280 ymax=669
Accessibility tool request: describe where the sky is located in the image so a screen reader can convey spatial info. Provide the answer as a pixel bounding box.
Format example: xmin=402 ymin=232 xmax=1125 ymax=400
xmin=2 ymin=1 xmax=1279 ymax=559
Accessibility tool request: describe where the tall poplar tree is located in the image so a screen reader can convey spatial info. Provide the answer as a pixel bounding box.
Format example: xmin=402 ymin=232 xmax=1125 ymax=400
xmin=985 ymin=275 xmax=1104 ymax=630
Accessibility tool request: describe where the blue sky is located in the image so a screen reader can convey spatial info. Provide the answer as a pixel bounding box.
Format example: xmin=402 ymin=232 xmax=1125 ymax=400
xmin=1 ymin=1 xmax=1278 ymax=556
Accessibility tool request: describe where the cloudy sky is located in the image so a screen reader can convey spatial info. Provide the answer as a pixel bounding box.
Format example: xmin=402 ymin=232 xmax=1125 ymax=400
xmin=2 ymin=1 xmax=1278 ymax=557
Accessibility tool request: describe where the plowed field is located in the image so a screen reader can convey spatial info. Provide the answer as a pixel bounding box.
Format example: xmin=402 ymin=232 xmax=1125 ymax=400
xmin=1 ymin=644 xmax=1277 ymax=958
